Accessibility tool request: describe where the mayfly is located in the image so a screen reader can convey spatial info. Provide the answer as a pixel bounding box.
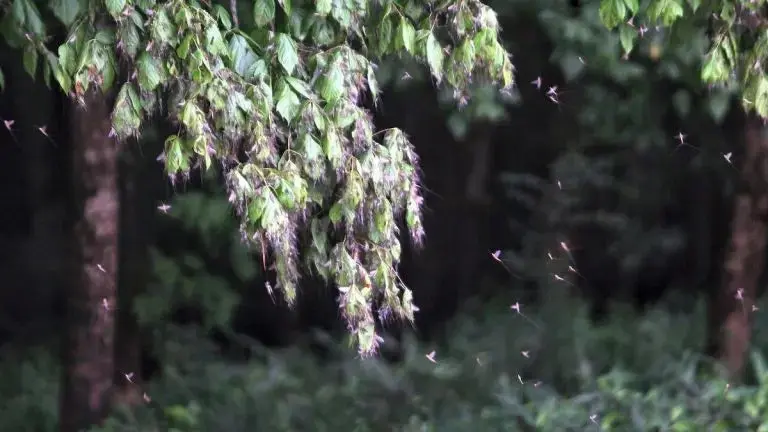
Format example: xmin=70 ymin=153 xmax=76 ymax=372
xmin=559 ymin=241 xmax=576 ymax=263
xmin=36 ymin=125 xmax=56 ymax=146
xmin=546 ymin=86 xmax=559 ymax=103
xmin=2 ymin=118 xmax=17 ymax=144
xmin=425 ymin=350 xmax=437 ymax=363
xmin=554 ymin=273 xmax=580 ymax=290
xmin=671 ymin=131 xmax=699 ymax=154
xmin=491 ymin=250 xmax=522 ymax=279
xmin=265 ymin=281 xmax=276 ymax=304
xmin=510 ymin=302 xmax=541 ymax=329
xmin=531 ymin=77 xmax=542 ymax=90
xmin=157 ymin=203 xmax=171 ymax=214
xmin=543 ymin=85 xmax=578 ymax=112
xmin=568 ymin=265 xmax=586 ymax=280
xmin=735 ymin=288 xmax=749 ymax=317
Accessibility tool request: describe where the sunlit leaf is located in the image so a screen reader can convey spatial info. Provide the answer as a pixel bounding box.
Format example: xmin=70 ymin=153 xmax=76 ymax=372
xmin=319 ymin=61 xmax=344 ymax=103
xmin=396 ymin=15 xmax=416 ymax=54
xmin=599 ymin=0 xmax=626 ymax=30
xmin=49 ymin=0 xmax=84 ymax=26
xmin=316 ymin=0 xmax=331 ymax=16
xmin=425 ymin=33 xmax=444 ymax=82
xmin=105 ymin=0 xmax=126 ymax=18
xmin=253 ymin=0 xmax=276 ymax=28
xmin=136 ymin=52 xmax=164 ymax=91
xmin=275 ymin=79 xmax=301 ymax=122
xmin=275 ymin=33 xmax=299 ymax=75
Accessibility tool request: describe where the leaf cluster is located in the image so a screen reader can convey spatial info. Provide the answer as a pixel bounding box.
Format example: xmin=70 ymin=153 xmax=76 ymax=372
xmin=598 ymin=0 xmax=768 ymax=118
xmin=0 ymin=0 xmax=513 ymax=355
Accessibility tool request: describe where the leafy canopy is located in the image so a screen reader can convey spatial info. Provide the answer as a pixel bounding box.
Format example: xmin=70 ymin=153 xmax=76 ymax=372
xmin=0 ymin=0 xmax=513 ymax=355
xmin=598 ymin=0 xmax=768 ymax=118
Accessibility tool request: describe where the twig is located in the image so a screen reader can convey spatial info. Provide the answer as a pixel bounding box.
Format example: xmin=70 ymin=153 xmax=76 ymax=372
xmin=230 ymin=0 xmax=239 ymax=27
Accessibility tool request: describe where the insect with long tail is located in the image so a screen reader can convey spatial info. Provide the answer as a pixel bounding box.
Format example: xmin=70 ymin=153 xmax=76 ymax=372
xmin=2 ymin=118 xmax=17 ymax=144
xmin=490 ymin=250 xmax=523 ymax=279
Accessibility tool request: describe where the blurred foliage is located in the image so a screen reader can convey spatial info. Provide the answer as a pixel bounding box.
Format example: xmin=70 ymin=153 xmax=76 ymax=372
xmin=597 ymin=0 xmax=768 ymax=119
xmin=134 ymin=175 xmax=256 ymax=332
xmin=447 ymin=0 xmax=741 ymax=295
xmin=9 ymin=293 xmax=768 ymax=431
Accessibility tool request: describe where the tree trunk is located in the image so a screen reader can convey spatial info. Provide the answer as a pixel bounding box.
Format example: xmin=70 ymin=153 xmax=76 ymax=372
xmin=59 ymin=89 xmax=119 ymax=432
xmin=113 ymin=136 xmax=151 ymax=405
xmin=709 ymin=115 xmax=768 ymax=380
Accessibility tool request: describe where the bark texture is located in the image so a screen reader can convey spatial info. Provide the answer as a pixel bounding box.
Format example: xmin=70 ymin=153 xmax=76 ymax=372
xmin=710 ymin=116 xmax=768 ymax=380
xmin=59 ymin=89 xmax=119 ymax=432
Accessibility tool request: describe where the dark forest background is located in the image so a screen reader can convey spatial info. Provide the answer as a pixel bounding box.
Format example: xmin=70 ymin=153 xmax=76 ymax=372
xmin=2 ymin=0 xmax=768 ymax=430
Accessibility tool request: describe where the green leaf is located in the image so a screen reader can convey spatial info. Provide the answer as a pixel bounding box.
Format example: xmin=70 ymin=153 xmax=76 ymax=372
xmin=100 ymin=52 xmax=116 ymax=91
xmin=396 ymin=16 xmax=416 ymax=54
xmin=599 ymin=0 xmax=626 ymax=30
xmin=277 ymin=0 xmax=291 ymax=15
xmin=136 ymin=52 xmax=164 ymax=91
xmin=329 ymin=202 xmax=343 ymax=224
xmin=22 ymin=45 xmax=38 ymax=78
xmin=22 ymin=0 xmax=46 ymax=36
xmin=619 ymin=24 xmax=637 ymax=56
xmin=701 ymin=49 xmax=729 ymax=83
xmin=647 ymin=0 xmax=684 ymax=27
xmin=312 ymin=20 xmax=335 ymax=46
xmin=322 ymin=127 xmax=343 ymax=166
xmin=229 ymin=34 xmax=259 ymax=77
xmin=316 ymin=0 xmax=331 ymax=16
xmin=204 ymin=26 xmax=227 ymax=57
xmin=213 ymin=4 xmax=232 ymax=30
xmin=118 ymin=22 xmax=141 ymax=59
xmin=623 ymin=0 xmax=639 ymax=15
xmin=11 ymin=0 xmax=25 ymax=26
xmin=150 ymin=9 xmax=176 ymax=46
xmin=378 ymin=17 xmax=393 ymax=54
xmin=331 ymin=4 xmax=352 ymax=29
xmin=302 ymin=132 xmax=323 ymax=159
xmin=163 ymin=135 xmax=187 ymax=174
xmin=253 ymin=0 xmax=276 ymax=28
xmin=425 ymin=33 xmax=444 ymax=82
xmin=319 ymin=62 xmax=344 ymax=103
xmin=275 ymin=79 xmax=301 ymax=122
xmin=176 ymin=33 xmax=193 ymax=59
xmin=58 ymin=43 xmax=76 ymax=75
xmin=285 ymin=76 xmax=312 ymax=98
xmin=367 ymin=65 xmax=379 ymax=106
xmin=275 ymin=33 xmax=299 ymax=75
xmin=49 ymin=0 xmax=84 ymax=26
xmin=112 ymin=83 xmax=143 ymax=139
xmin=687 ymin=0 xmax=701 ymax=12
xmin=105 ymin=0 xmax=126 ymax=18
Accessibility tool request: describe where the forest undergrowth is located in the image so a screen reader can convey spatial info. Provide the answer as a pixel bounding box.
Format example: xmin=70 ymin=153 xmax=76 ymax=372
xmin=4 ymin=290 xmax=768 ymax=431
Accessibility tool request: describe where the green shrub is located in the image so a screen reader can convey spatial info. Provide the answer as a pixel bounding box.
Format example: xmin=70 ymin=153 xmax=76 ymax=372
xmin=7 ymin=294 xmax=768 ymax=431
